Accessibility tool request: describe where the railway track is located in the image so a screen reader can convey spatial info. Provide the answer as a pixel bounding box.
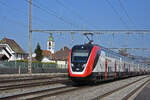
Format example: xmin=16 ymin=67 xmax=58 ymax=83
xmin=0 ymin=79 xmax=70 ymax=91
xmin=0 ymin=75 xmax=66 ymax=83
xmin=122 ymin=78 xmax=150 ymax=100
xmin=26 ymin=85 xmax=90 ymax=100
xmin=0 ymin=75 xmax=149 ymax=100
xmin=0 ymin=83 xmax=89 ymax=100
xmin=93 ymin=75 xmax=150 ymax=100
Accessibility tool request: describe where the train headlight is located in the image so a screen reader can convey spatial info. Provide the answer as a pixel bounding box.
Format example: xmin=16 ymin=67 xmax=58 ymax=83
xmin=71 ymin=63 xmax=74 ymax=67
xmin=82 ymin=64 xmax=86 ymax=68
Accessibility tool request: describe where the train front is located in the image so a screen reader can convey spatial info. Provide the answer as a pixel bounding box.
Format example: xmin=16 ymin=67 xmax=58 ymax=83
xmin=68 ymin=44 xmax=99 ymax=82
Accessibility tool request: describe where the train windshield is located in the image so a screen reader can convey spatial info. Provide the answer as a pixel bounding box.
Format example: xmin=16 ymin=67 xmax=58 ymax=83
xmin=71 ymin=50 xmax=90 ymax=63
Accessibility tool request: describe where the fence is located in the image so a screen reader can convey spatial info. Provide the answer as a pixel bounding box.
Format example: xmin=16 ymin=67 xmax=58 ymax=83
xmin=0 ymin=61 xmax=68 ymax=74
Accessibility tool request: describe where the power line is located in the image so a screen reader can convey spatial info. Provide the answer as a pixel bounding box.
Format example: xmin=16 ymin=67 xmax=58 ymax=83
xmin=55 ymin=0 xmax=94 ymax=29
xmin=105 ymin=0 xmax=131 ymax=49
xmin=0 ymin=0 xmax=28 ymax=27
xmin=105 ymin=0 xmax=129 ymax=29
xmin=0 ymin=0 xmax=54 ymax=29
xmin=24 ymin=0 xmax=81 ymax=28
xmin=0 ymin=16 xmax=27 ymax=28
xmin=31 ymin=29 xmax=150 ymax=34
xmin=0 ymin=0 xmax=8 ymax=7
xmin=0 ymin=0 xmax=27 ymax=17
xmin=118 ymin=0 xmax=135 ymax=27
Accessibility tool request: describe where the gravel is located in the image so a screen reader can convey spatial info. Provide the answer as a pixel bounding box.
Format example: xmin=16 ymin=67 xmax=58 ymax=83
xmin=0 ymin=83 xmax=67 ymax=98
xmin=43 ymin=75 xmax=149 ymax=100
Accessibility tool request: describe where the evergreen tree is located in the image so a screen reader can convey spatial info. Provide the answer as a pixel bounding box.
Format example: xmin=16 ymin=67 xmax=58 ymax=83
xmin=34 ymin=43 xmax=43 ymax=61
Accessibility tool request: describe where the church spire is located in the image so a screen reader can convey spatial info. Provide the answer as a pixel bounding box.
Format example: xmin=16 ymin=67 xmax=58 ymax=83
xmin=47 ymin=33 xmax=55 ymax=53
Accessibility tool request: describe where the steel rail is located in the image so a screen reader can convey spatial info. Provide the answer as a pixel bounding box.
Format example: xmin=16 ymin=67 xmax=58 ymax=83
xmin=0 ymin=85 xmax=72 ymax=100
xmin=93 ymin=75 xmax=150 ymax=100
xmin=122 ymin=79 xmax=150 ymax=100
xmin=27 ymin=85 xmax=90 ymax=100
xmin=0 ymin=75 xmax=66 ymax=83
xmin=0 ymin=79 xmax=69 ymax=91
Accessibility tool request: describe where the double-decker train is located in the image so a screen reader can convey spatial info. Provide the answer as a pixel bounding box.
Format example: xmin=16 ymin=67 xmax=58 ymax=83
xmin=68 ymin=43 xmax=150 ymax=83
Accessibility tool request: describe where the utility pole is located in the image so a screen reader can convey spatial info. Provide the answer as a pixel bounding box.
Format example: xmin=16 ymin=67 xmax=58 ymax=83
xmin=28 ymin=0 xmax=32 ymax=74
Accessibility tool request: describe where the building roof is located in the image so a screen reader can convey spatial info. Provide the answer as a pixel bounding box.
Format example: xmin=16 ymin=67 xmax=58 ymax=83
xmin=0 ymin=37 xmax=25 ymax=54
xmin=48 ymin=33 xmax=54 ymax=42
xmin=42 ymin=46 xmax=70 ymax=61
xmin=53 ymin=46 xmax=70 ymax=61
xmin=42 ymin=50 xmax=53 ymax=59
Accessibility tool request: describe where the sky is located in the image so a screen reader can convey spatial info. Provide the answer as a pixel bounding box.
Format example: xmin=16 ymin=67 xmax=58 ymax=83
xmin=0 ymin=0 xmax=150 ymax=57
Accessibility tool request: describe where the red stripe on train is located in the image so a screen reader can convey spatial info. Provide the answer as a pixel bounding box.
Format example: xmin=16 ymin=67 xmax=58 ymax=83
xmin=68 ymin=49 xmax=72 ymax=77
xmin=105 ymin=60 xmax=108 ymax=80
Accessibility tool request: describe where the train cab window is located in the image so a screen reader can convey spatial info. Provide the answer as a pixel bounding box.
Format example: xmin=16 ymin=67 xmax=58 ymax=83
xmin=71 ymin=50 xmax=90 ymax=63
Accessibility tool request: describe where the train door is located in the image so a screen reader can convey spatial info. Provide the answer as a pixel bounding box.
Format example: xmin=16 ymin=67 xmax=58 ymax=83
xmin=100 ymin=51 xmax=107 ymax=80
xmin=106 ymin=56 xmax=114 ymax=79
xmin=119 ymin=58 xmax=122 ymax=77
xmin=114 ymin=60 xmax=117 ymax=78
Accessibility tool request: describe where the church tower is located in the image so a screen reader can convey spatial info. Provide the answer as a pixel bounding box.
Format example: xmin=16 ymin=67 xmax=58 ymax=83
xmin=47 ymin=33 xmax=55 ymax=53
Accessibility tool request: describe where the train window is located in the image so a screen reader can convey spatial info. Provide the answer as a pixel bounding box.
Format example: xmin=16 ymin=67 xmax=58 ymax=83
xmin=98 ymin=50 xmax=101 ymax=56
xmin=106 ymin=53 xmax=108 ymax=57
xmin=108 ymin=66 xmax=112 ymax=72
xmin=73 ymin=52 xmax=89 ymax=57
xmin=71 ymin=50 xmax=90 ymax=63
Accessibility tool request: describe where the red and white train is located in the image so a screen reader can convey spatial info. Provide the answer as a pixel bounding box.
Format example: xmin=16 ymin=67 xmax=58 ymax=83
xmin=68 ymin=44 xmax=150 ymax=83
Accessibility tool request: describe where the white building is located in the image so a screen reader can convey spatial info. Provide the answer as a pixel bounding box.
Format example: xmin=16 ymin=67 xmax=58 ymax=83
xmin=47 ymin=33 xmax=55 ymax=54
xmin=42 ymin=34 xmax=69 ymax=68
xmin=41 ymin=50 xmax=54 ymax=63
xmin=42 ymin=46 xmax=70 ymax=68
xmin=0 ymin=38 xmax=27 ymax=61
xmin=52 ymin=46 xmax=70 ymax=68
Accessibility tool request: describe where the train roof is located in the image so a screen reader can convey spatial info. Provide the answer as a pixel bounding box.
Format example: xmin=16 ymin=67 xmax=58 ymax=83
xmin=95 ymin=44 xmax=133 ymax=62
xmin=72 ymin=43 xmax=145 ymax=64
xmin=79 ymin=44 xmax=136 ymax=63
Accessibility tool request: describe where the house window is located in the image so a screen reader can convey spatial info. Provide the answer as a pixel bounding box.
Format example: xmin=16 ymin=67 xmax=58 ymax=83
xmin=16 ymin=54 xmax=18 ymax=58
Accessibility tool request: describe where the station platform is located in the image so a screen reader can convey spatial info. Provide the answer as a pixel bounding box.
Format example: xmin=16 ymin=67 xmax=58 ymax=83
xmin=134 ymin=81 xmax=150 ymax=100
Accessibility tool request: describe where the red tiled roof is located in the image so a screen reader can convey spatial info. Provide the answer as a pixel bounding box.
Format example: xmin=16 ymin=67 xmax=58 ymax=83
xmin=53 ymin=46 xmax=70 ymax=61
xmin=42 ymin=47 xmax=70 ymax=61
xmin=42 ymin=50 xmax=54 ymax=59
xmin=0 ymin=37 xmax=25 ymax=54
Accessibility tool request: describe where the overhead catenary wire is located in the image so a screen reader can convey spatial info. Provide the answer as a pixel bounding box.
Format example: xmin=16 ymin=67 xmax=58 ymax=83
xmin=24 ymin=0 xmax=81 ymax=28
xmin=118 ymin=0 xmax=135 ymax=27
xmin=0 ymin=0 xmax=9 ymax=8
xmin=0 ymin=0 xmax=55 ymax=29
xmin=0 ymin=0 xmax=27 ymax=16
xmin=105 ymin=0 xmax=131 ymax=49
xmin=32 ymin=29 xmax=150 ymax=34
xmin=0 ymin=0 xmax=28 ymax=22
xmin=105 ymin=0 xmax=129 ymax=29
xmin=0 ymin=1 xmax=28 ymax=27
xmin=55 ymin=0 xmax=94 ymax=29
